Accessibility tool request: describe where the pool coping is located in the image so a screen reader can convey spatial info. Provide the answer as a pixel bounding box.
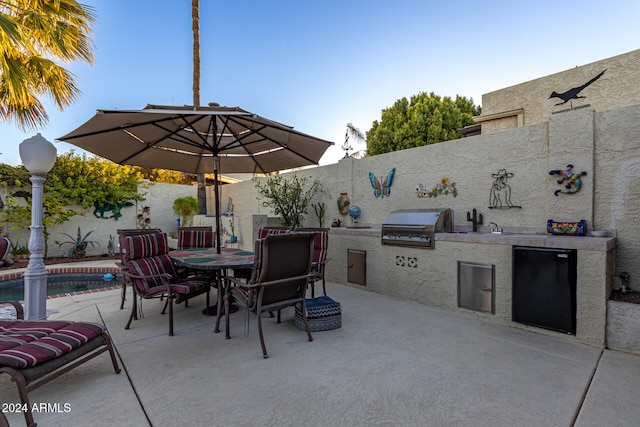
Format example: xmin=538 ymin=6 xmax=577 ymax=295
xmin=0 ymin=264 xmax=122 ymax=300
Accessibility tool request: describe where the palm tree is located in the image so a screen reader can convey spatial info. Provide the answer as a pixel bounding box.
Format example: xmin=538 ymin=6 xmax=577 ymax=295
xmin=0 ymin=0 xmax=96 ymax=130
xmin=343 ymin=122 xmax=365 ymax=158
xmin=192 ymin=0 xmax=207 ymax=214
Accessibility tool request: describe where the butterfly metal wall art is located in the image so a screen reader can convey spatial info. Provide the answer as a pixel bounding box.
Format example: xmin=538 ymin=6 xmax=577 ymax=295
xmin=369 ymin=168 xmax=395 ymax=198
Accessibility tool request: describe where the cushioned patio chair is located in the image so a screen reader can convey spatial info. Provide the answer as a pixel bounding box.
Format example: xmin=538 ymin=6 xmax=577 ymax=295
xmin=116 ymin=228 xmax=162 ymax=310
xmin=120 ymin=232 xmax=211 ymax=336
xmin=0 ymin=300 xmax=121 ymax=427
xmin=220 ymin=232 xmax=316 ymax=358
xmin=295 ymin=228 xmax=330 ymax=297
xmin=0 ymin=236 xmax=14 ymax=268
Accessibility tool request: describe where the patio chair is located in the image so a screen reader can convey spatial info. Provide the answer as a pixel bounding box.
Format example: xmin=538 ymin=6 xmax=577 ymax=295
xmin=177 ymin=226 xmax=215 ymax=249
xmin=221 ymin=232 xmax=316 ymax=358
xmin=120 ymin=232 xmax=211 ymax=336
xmin=177 ymin=226 xmax=217 ymax=280
xmin=116 ymin=228 xmax=162 ymax=310
xmin=0 ymin=236 xmax=14 ymax=268
xmin=295 ymin=228 xmax=330 ymax=297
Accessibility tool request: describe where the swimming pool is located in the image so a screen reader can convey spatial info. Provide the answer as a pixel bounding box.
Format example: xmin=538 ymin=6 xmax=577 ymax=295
xmin=0 ymin=273 xmax=123 ymax=301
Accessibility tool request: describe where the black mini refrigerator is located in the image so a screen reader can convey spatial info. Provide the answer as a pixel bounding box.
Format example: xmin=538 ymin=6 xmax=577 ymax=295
xmin=512 ymin=246 xmax=577 ymax=334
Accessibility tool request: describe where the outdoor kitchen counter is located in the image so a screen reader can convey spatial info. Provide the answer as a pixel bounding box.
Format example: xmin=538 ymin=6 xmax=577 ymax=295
xmin=326 ymin=226 xmax=616 ymax=348
xmin=328 ymin=227 xmax=617 ymax=251
xmin=436 ymin=232 xmax=617 ymax=251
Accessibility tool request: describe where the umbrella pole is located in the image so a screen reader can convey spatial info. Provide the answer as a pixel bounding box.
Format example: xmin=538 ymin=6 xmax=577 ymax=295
xmin=214 ymin=155 xmax=222 ymax=254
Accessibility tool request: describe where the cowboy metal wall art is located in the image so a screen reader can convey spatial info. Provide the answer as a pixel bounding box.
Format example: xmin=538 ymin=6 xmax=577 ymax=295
xmin=488 ymin=169 xmax=520 ymax=209
xmin=549 ymin=164 xmax=587 ymax=196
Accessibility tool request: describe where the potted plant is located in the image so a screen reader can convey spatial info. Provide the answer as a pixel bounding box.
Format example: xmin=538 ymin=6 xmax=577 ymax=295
xmin=227 ymin=215 xmax=237 ymax=243
xmin=172 ymin=196 xmax=199 ymax=227
xmin=10 ymin=240 xmax=29 ymax=261
xmin=58 ymin=227 xmax=100 ymax=259
xmin=253 ymin=175 xmax=326 ymax=228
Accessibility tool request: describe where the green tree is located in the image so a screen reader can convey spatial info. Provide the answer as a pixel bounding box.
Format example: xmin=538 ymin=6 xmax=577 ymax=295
xmin=253 ymin=174 xmax=325 ymax=229
xmin=366 ymin=92 xmax=481 ymax=156
xmin=0 ymin=0 xmax=96 ymax=130
xmin=0 ymin=153 xmax=146 ymax=239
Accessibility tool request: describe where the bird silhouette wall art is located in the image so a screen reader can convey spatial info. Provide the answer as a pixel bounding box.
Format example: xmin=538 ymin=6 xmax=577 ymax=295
xmin=549 ymin=69 xmax=606 ymax=107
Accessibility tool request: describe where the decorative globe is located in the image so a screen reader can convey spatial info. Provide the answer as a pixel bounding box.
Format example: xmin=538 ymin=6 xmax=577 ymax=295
xmin=348 ymin=205 xmax=361 ymax=221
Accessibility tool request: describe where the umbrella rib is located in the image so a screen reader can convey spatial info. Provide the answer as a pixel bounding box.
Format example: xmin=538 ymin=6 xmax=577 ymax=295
xmin=216 ymin=115 xmax=268 ymax=175
xmin=224 ymin=115 xmax=322 ymax=166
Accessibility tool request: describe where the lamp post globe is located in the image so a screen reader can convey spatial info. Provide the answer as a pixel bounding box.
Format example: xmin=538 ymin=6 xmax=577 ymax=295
xmin=19 ymin=133 xmax=57 ymax=320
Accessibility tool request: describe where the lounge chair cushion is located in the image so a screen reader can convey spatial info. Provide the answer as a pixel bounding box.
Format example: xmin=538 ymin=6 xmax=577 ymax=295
xmin=0 ymin=320 xmax=106 ymax=368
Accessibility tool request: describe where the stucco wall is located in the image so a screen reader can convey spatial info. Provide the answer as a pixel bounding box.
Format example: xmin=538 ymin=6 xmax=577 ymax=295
xmin=2 ymin=181 xmax=196 ymax=257
xmin=221 ymin=104 xmax=637 ymax=291
xmin=478 ymin=49 xmax=640 ymax=134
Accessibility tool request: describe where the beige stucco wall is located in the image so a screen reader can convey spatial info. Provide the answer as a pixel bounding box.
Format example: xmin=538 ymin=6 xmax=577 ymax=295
xmin=478 ymin=49 xmax=640 ymax=134
xmin=220 ymin=103 xmax=640 ymax=292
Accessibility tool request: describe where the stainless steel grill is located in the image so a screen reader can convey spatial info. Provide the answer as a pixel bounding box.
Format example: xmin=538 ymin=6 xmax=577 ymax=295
xmin=381 ymin=208 xmax=453 ymax=249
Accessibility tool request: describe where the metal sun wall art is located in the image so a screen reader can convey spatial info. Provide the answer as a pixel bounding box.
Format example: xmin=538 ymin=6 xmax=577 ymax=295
xmin=549 ymin=164 xmax=587 ymax=196
xmin=416 ymin=177 xmax=457 ymax=198
xmin=488 ymin=169 xmax=520 ymax=209
xmin=369 ymin=168 xmax=395 ymax=198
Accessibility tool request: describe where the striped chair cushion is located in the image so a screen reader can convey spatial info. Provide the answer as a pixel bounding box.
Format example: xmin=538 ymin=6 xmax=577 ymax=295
xmin=170 ymin=277 xmax=210 ymax=296
xmin=124 ymin=233 xmax=176 ymax=292
xmin=125 ymin=232 xmax=169 ymax=260
xmin=0 ymin=320 xmax=106 ymax=369
xmin=310 ymin=231 xmax=328 ymax=275
xmin=126 ymin=253 xmax=177 ymax=293
xmin=178 ymin=230 xmax=215 ymax=249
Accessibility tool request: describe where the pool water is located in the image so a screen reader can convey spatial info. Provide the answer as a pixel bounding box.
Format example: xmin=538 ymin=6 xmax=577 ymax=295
xmin=0 ymin=273 xmax=123 ymax=301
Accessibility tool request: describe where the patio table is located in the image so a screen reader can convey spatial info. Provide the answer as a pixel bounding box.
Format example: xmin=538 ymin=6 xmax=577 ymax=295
xmin=169 ymin=247 xmax=255 ymax=332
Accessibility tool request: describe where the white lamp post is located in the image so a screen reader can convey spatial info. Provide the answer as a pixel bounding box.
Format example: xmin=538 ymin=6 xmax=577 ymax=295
xmin=19 ymin=133 xmax=57 ymax=320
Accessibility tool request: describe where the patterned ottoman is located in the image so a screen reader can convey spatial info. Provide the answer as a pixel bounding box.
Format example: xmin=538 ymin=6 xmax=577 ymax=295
xmin=295 ymin=296 xmax=342 ymax=331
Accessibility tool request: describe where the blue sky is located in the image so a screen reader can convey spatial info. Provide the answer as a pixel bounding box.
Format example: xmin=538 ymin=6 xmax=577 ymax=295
xmin=1 ymin=0 xmax=639 ymax=167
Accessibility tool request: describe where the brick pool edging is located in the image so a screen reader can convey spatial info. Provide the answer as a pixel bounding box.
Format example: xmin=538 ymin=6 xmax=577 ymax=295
xmin=0 ymin=265 xmax=122 ymax=300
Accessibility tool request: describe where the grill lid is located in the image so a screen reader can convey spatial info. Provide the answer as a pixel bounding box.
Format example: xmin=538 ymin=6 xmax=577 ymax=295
xmin=382 ymin=209 xmax=451 ymax=227
xmin=381 ymin=208 xmax=453 ymax=248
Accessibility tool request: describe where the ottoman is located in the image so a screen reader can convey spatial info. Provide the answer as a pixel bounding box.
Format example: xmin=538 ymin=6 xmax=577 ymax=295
xmin=295 ymin=296 xmax=342 ymax=331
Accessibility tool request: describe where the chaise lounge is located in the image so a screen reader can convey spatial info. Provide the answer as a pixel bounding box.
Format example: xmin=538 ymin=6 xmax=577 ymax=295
xmin=0 ymin=301 xmax=121 ymax=427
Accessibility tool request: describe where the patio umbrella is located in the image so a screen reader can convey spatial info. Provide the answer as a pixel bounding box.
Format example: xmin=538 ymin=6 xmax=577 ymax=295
xmin=58 ymin=104 xmax=334 ymax=250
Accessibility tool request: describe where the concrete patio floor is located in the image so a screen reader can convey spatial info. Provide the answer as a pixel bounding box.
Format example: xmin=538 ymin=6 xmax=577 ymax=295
xmin=2 ymin=265 xmax=640 ymax=426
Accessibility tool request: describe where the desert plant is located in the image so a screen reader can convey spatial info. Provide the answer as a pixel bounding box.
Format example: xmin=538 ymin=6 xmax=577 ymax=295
xmin=10 ymin=240 xmax=29 ymax=260
xmin=58 ymin=227 xmax=100 ymax=259
xmin=173 ymin=196 xmax=199 ymax=226
xmin=107 ymin=234 xmax=116 ymax=257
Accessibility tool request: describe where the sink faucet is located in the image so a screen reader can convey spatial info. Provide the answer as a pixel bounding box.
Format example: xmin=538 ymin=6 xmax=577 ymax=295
xmin=466 ymin=209 xmax=483 ymax=232
xmin=487 ymin=221 xmax=503 ymax=234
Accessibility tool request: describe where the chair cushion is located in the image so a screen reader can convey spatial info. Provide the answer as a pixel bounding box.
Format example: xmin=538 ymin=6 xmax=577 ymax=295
xmin=0 ymin=320 xmax=106 ymax=369
xmin=126 ymin=253 xmax=177 ymax=291
xmin=0 ymin=237 xmax=10 ymax=261
xmin=170 ymin=277 xmax=210 ymax=296
xmin=125 ymin=233 xmax=169 ymax=260
xmin=178 ymin=229 xmax=215 ymax=249
xmin=311 ymin=231 xmax=328 ymax=274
